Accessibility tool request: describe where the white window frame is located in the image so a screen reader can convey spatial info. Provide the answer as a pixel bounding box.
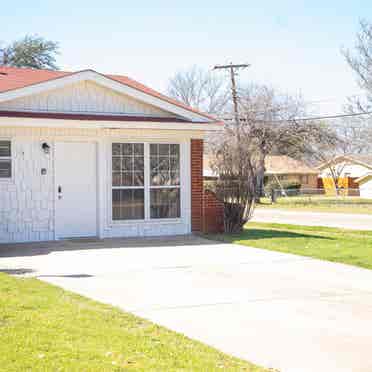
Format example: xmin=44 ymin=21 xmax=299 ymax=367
xmin=149 ymin=143 xmax=181 ymax=220
xmin=0 ymin=139 xmax=13 ymax=183
xmin=110 ymin=141 xmax=182 ymax=224
xmin=111 ymin=143 xmax=145 ymax=221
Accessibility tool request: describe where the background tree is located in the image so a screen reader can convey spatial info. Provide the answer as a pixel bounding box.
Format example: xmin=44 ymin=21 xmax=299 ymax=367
xmin=292 ymin=120 xmax=347 ymax=194
xmin=0 ymin=35 xmax=59 ymax=70
xmin=236 ymin=84 xmax=306 ymax=198
xmin=208 ymin=87 xmax=332 ymax=232
xmin=167 ymin=66 xmax=229 ymax=114
xmin=343 ymin=19 xmax=372 ymax=112
xmin=341 ymin=19 xmax=372 ymax=150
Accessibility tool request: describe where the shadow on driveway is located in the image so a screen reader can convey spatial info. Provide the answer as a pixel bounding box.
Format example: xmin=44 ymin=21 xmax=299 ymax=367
xmin=0 ymin=235 xmax=223 ymax=258
xmin=209 ymin=228 xmax=334 ymax=243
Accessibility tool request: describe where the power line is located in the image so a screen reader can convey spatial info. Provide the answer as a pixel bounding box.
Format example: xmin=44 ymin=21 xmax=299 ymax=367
xmin=221 ymin=110 xmax=372 ymax=128
xmin=270 ymin=110 xmax=372 ymax=123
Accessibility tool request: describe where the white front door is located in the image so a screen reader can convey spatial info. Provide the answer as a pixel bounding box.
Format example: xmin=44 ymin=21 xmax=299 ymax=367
xmin=55 ymin=142 xmax=97 ymax=238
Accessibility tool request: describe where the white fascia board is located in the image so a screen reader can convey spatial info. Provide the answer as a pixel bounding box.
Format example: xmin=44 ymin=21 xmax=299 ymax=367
xmin=0 ymin=116 xmax=223 ymax=131
xmin=0 ymin=70 xmax=214 ymax=123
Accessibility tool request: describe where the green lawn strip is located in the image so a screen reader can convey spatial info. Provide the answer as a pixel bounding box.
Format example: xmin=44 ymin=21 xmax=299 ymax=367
xmin=257 ymin=197 xmax=372 ymax=215
xmin=209 ymin=223 xmax=372 ymax=270
xmin=0 ymin=273 xmax=264 ymax=372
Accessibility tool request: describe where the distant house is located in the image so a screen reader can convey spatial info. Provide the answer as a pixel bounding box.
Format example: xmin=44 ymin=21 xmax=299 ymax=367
xmin=203 ymin=154 xmax=319 ymax=189
xmin=317 ymin=154 xmax=372 ymax=195
xmin=318 ymin=154 xmax=372 ymax=179
xmin=264 ymin=155 xmax=319 ymax=189
xmin=355 ymin=173 xmax=372 ymax=199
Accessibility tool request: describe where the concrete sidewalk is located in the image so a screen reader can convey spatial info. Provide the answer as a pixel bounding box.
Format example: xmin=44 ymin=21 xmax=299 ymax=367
xmin=1 ymin=235 xmax=372 ymax=372
xmin=253 ymin=208 xmax=372 ymax=230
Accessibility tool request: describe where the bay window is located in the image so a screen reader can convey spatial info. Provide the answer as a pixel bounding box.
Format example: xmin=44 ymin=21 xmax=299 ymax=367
xmin=112 ymin=143 xmax=181 ymax=221
xmin=0 ymin=141 xmax=11 ymax=179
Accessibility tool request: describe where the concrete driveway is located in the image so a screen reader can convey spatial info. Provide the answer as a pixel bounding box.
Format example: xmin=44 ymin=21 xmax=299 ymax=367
xmin=253 ymin=208 xmax=372 ymax=230
xmin=1 ymin=235 xmax=372 ymax=372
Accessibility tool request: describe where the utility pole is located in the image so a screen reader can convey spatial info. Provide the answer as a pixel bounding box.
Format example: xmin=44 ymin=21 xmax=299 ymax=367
xmin=213 ymin=63 xmax=250 ymax=126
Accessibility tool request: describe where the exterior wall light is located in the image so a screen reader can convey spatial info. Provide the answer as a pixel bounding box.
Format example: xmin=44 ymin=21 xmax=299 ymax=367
xmin=42 ymin=142 xmax=50 ymax=154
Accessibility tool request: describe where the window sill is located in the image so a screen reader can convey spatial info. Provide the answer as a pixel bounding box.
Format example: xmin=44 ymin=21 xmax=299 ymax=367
xmin=110 ymin=218 xmax=182 ymax=227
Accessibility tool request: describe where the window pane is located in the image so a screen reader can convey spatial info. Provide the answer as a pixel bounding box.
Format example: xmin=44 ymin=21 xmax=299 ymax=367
xmin=0 ymin=141 xmax=10 ymax=157
xmin=133 ymin=172 xmax=144 ymax=186
xmin=150 ymin=188 xmax=180 ymax=219
xmin=0 ymin=160 xmax=11 ymax=178
xmin=112 ymin=189 xmax=144 ymax=220
xmin=112 ymin=172 xmax=121 ymax=186
xmin=150 ymin=144 xmax=180 ymax=186
xmin=134 ymin=143 xmax=144 ymax=156
xmin=122 ymin=157 xmax=132 ymax=171
xmin=112 ymin=143 xmax=122 ymax=156
xmin=150 ymin=144 xmax=158 ymax=156
xmin=133 ymin=157 xmax=144 ymax=171
xmin=151 ymin=171 xmax=170 ymax=186
xmin=170 ymin=157 xmax=180 ymax=172
xmin=112 ymin=157 xmax=121 ymax=171
xmin=170 ymin=144 xmax=179 ymax=156
xmin=121 ymin=172 xmax=132 ymax=186
xmin=159 ymin=144 xmax=170 ymax=156
xmin=112 ymin=143 xmax=144 ymax=187
xmin=123 ymin=143 xmax=133 ymax=155
xmin=171 ymin=172 xmax=180 ymax=185
xmin=150 ymin=157 xmax=159 ymax=171
xmin=158 ymin=157 xmax=169 ymax=171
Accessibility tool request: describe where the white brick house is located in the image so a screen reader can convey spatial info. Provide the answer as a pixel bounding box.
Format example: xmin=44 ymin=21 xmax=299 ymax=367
xmin=0 ymin=67 xmax=221 ymax=243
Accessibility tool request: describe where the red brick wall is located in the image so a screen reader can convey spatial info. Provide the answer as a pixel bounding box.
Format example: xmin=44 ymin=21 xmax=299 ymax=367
xmin=191 ymin=139 xmax=225 ymax=234
xmin=202 ymin=190 xmax=225 ymax=234
xmin=191 ymin=139 xmax=203 ymax=232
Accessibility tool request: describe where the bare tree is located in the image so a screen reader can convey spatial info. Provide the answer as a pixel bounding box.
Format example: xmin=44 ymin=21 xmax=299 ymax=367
xmin=208 ymin=120 xmax=259 ymax=233
xmin=237 ymin=84 xmax=306 ymax=198
xmin=208 ymin=84 xmax=331 ymax=232
xmin=343 ymin=20 xmax=372 ymax=112
xmin=167 ymin=66 xmax=229 ymax=114
xmin=336 ymin=116 xmax=372 ymax=154
xmin=342 ymin=19 xmax=372 ymax=150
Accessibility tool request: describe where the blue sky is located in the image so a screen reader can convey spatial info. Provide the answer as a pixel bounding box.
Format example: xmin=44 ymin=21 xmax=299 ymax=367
xmin=1 ymin=0 xmax=370 ymax=114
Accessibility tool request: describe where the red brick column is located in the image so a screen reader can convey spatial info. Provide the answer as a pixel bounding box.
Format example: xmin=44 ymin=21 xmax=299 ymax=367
xmin=202 ymin=190 xmax=225 ymax=233
xmin=191 ymin=139 xmax=203 ymax=232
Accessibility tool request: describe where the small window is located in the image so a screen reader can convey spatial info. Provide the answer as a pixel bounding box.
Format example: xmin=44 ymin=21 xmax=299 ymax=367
xmin=0 ymin=141 xmax=11 ymax=179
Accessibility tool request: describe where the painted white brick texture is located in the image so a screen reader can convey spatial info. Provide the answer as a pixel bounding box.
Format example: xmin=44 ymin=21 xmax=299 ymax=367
xmin=0 ymin=126 xmax=195 ymax=243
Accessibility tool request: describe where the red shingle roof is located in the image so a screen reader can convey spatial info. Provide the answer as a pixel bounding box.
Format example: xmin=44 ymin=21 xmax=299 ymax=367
xmin=0 ymin=66 xmax=72 ymax=92
xmin=0 ymin=66 xmax=217 ymax=121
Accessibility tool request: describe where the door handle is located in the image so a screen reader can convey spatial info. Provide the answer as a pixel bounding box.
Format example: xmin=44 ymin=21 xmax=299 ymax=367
xmin=58 ymin=185 xmax=62 ymax=199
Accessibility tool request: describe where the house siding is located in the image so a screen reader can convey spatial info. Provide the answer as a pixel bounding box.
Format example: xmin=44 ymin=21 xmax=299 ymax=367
xmin=359 ymin=179 xmax=372 ymax=199
xmin=0 ymin=80 xmax=177 ymax=117
xmin=0 ymin=126 xmax=202 ymax=243
xmin=0 ymin=137 xmax=54 ymax=243
xmin=320 ymin=163 xmax=371 ymax=179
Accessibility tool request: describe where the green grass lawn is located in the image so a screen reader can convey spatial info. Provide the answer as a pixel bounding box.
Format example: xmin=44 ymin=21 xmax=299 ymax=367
xmin=0 ymin=273 xmax=264 ymax=372
xmin=210 ymin=222 xmax=372 ymax=270
xmin=258 ymin=196 xmax=372 ymax=215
